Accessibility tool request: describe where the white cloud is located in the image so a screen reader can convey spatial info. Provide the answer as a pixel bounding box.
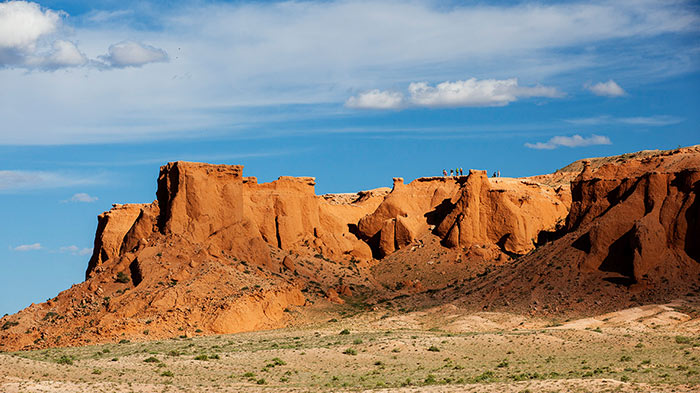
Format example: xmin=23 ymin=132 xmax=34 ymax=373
xmin=525 ymin=134 xmax=612 ymax=150
xmin=0 ymin=1 xmax=166 ymax=70
xmin=13 ymin=243 xmax=42 ymax=251
xmin=346 ymin=89 xmax=404 ymax=109
xmin=585 ymin=80 xmax=626 ymax=97
xmin=347 ymin=78 xmax=562 ymax=109
xmin=28 ymin=39 xmax=88 ymax=70
xmin=66 ymin=192 xmax=98 ymax=203
xmin=0 ymin=170 xmax=99 ymax=192
xmin=408 ymin=78 xmax=562 ymax=108
xmin=98 ymin=41 xmax=168 ymax=68
xmin=59 ymin=245 xmax=92 ymax=255
xmin=0 ymin=0 xmax=697 ymax=143
xmin=0 ymin=1 xmax=60 ymax=51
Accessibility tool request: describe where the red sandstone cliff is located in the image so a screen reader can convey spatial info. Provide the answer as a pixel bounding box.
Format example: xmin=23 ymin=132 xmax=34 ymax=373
xmin=1 ymin=146 xmax=698 ymax=351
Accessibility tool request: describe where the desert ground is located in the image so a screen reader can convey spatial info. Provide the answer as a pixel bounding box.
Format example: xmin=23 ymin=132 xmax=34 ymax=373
xmin=2 ymin=299 xmax=699 ymax=393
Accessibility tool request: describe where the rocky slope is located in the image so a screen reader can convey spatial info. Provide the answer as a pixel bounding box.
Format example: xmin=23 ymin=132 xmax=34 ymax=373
xmin=1 ymin=146 xmax=698 ymax=351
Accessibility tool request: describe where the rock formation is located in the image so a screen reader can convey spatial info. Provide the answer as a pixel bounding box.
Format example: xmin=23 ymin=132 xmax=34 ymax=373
xmin=1 ymin=145 xmax=698 ymax=351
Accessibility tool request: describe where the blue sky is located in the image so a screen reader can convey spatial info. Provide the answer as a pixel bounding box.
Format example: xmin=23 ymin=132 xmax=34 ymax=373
xmin=0 ymin=0 xmax=698 ymax=316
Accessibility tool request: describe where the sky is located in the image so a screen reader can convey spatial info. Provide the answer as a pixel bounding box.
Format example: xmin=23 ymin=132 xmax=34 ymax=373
xmin=0 ymin=0 xmax=699 ymax=316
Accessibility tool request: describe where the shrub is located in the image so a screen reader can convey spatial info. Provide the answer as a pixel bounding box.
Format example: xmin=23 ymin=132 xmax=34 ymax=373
xmin=56 ymin=355 xmax=73 ymax=365
xmin=675 ymin=336 xmax=692 ymax=344
xmin=473 ymin=371 xmax=495 ymax=382
xmin=497 ymin=359 xmax=509 ymax=368
xmin=92 ymin=369 xmax=102 ymax=375
xmin=343 ymin=348 xmax=357 ymax=356
xmin=161 ymin=371 xmax=174 ymax=377
xmin=424 ymin=374 xmax=437 ymax=384
xmin=339 ymin=329 xmax=350 ymax=335
xmin=115 ymin=272 xmax=130 ymax=283
xmin=194 ymin=354 xmax=208 ymax=361
xmin=256 ymin=378 xmax=266 ymax=385
xmin=1 ymin=321 xmax=18 ymax=330
xmin=144 ymin=357 xmax=160 ymax=363
xmin=270 ymin=357 xmax=286 ymax=366
xmin=242 ymin=372 xmax=255 ymax=378
xmin=427 ymin=345 xmax=440 ymax=352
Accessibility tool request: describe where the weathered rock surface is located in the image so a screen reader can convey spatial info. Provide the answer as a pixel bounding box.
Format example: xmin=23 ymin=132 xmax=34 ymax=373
xmin=2 ymin=145 xmax=698 ymax=351
xmin=454 ymin=145 xmax=700 ymax=315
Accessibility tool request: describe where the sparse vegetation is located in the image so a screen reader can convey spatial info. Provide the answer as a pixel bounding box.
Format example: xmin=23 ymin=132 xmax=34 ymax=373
xmin=115 ymin=272 xmax=130 ymax=283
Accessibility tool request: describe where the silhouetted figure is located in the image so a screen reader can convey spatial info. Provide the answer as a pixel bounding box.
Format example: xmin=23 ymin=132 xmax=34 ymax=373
xmin=497 ymin=170 xmax=500 ymax=177
xmin=443 ymin=169 xmax=447 ymax=177
xmin=459 ymin=168 xmax=463 ymax=176
xmin=450 ymin=169 xmax=454 ymax=176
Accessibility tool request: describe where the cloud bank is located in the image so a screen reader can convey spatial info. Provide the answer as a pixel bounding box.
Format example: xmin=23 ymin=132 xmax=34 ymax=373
xmin=525 ymin=134 xmax=612 ymax=150
xmin=0 ymin=1 xmax=167 ymax=70
xmin=347 ymin=78 xmax=562 ymax=109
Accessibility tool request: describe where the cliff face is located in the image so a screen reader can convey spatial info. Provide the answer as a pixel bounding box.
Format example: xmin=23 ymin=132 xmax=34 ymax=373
xmin=2 ymin=146 xmax=697 ymax=351
xmin=567 ymin=158 xmax=700 ymax=286
xmin=435 ymin=170 xmax=568 ymax=255
xmin=456 ymin=146 xmax=700 ymax=315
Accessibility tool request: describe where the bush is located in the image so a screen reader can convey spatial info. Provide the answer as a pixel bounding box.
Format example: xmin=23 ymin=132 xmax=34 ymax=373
xmin=1 ymin=321 xmax=18 ymax=330
xmin=91 ymin=369 xmax=102 ymax=375
xmin=473 ymin=371 xmax=495 ymax=382
xmin=194 ymin=354 xmax=209 ymax=361
xmin=56 ymin=355 xmax=73 ymax=365
xmin=424 ymin=374 xmax=437 ymax=384
xmin=339 ymin=329 xmax=350 ymax=335
xmin=144 ymin=356 xmax=160 ymax=363
xmin=161 ymin=371 xmax=174 ymax=377
xmin=115 ymin=272 xmax=130 ymax=283
xmin=427 ymin=345 xmax=440 ymax=352
xmin=343 ymin=348 xmax=357 ymax=355
xmin=675 ymin=336 xmax=692 ymax=344
xmin=256 ymin=378 xmax=266 ymax=385
xmin=270 ymin=357 xmax=286 ymax=366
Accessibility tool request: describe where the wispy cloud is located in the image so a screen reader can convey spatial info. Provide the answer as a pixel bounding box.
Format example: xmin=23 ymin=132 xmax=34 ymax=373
xmin=13 ymin=243 xmax=42 ymax=251
xmin=65 ymin=193 xmax=98 ymax=203
xmin=0 ymin=0 xmax=698 ymax=144
xmin=566 ymin=115 xmax=684 ymax=126
xmin=0 ymin=170 xmax=99 ymax=192
xmin=525 ymin=134 xmax=612 ymax=150
xmin=585 ymin=80 xmax=626 ymax=97
xmin=59 ymin=245 xmax=92 ymax=256
xmin=347 ymin=78 xmax=562 ymax=109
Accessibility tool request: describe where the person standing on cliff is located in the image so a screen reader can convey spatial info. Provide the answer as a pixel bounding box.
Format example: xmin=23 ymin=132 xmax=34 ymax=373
xmin=450 ymin=169 xmax=454 ymax=176
xmin=459 ymin=168 xmax=463 ymax=176
xmin=497 ymin=170 xmax=500 ymax=177
xmin=443 ymin=169 xmax=447 ymax=177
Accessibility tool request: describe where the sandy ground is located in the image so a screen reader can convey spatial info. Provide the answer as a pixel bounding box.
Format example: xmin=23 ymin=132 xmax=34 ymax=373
xmin=1 ymin=301 xmax=699 ymax=393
